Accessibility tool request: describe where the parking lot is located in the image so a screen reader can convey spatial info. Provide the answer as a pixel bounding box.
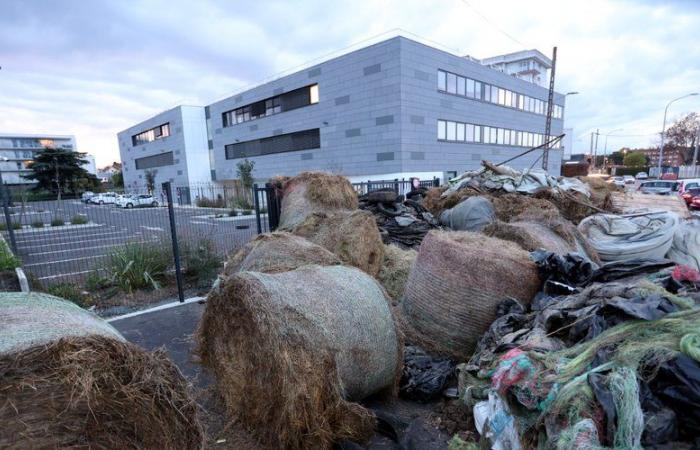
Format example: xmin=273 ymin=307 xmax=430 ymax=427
xmin=5 ymin=199 xmax=265 ymax=284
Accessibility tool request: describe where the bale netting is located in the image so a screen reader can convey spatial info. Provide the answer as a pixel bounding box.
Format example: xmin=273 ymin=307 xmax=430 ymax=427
xmin=484 ymin=208 xmax=601 ymax=264
xmin=377 ymin=244 xmax=417 ymax=305
xmin=196 ymin=265 xmax=401 ymax=450
xmin=401 ymin=231 xmax=540 ymax=360
xmin=292 ymin=210 xmax=384 ymax=276
xmin=223 ymin=231 xmax=341 ymax=276
xmin=0 ymin=292 xmax=202 ymax=450
xmin=278 ymin=171 xmax=359 ymax=229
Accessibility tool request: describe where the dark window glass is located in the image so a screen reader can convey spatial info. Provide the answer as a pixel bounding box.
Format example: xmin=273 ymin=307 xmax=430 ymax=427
xmin=131 ymin=123 xmax=170 ymax=146
xmin=221 ymin=84 xmax=318 ymax=127
xmin=135 ymin=151 xmax=174 ymax=169
xmin=225 ymin=129 xmax=320 ymax=159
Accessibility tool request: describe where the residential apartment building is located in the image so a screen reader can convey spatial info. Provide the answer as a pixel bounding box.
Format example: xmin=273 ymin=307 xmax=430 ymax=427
xmin=117 ymin=105 xmax=210 ymax=190
xmin=118 ymin=36 xmax=565 ymax=190
xmin=638 ymin=147 xmax=684 ymax=168
xmin=480 ymin=50 xmax=552 ymax=88
xmin=0 ymin=133 xmax=81 ymax=185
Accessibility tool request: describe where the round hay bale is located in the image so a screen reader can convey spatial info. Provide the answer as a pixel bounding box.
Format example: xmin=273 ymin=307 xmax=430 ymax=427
xmin=0 ymin=292 xmax=202 ymax=450
xmin=490 ymin=193 xmax=559 ymax=222
xmin=377 ymin=244 xmax=417 ymax=304
xmin=278 ymin=171 xmax=359 ymax=229
xmin=484 ymin=208 xmax=601 ymax=264
xmin=292 ymin=210 xmax=384 ymax=276
xmin=196 ymin=265 xmax=401 ymax=450
xmin=223 ymin=231 xmax=341 ymax=276
xmin=401 ymin=231 xmax=540 ymax=360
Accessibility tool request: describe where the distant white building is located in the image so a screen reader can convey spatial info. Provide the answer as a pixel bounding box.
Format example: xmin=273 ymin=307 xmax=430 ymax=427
xmin=480 ymin=50 xmax=552 ymax=88
xmin=562 ymin=127 xmax=574 ymax=160
xmin=82 ymin=154 xmax=97 ymax=175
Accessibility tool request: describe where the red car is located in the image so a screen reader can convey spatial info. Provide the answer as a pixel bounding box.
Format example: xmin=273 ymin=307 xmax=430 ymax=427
xmin=685 ymin=187 xmax=700 ymax=208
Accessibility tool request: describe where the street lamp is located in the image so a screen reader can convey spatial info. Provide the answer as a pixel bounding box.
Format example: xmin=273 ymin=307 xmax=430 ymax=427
xmin=658 ymin=93 xmax=698 ymax=177
xmin=565 ymin=91 xmax=579 ymax=97
xmin=603 ymin=128 xmax=624 ymax=168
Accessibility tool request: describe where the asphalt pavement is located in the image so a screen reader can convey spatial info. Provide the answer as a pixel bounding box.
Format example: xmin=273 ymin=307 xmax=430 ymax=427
xmin=5 ymin=200 xmax=266 ymax=284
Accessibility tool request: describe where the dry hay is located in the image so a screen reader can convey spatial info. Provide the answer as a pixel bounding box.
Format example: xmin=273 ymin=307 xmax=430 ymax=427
xmin=422 ymin=186 xmax=481 ymax=215
xmin=490 ymin=193 xmax=559 ymax=222
xmin=223 ymin=231 xmax=341 ymax=276
xmin=291 ymin=210 xmax=384 ymax=277
xmin=401 ymin=231 xmax=540 ymax=360
xmin=278 ymin=171 xmax=359 ymax=229
xmin=377 ymin=244 xmax=417 ymax=305
xmin=484 ymin=208 xmax=601 ymax=264
xmin=0 ymin=293 xmax=202 ymax=450
xmin=196 ymin=265 xmax=401 ymax=450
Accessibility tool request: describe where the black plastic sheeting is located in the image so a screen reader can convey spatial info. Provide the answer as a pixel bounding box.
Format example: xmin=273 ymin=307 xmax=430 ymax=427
xmin=400 ymin=346 xmax=455 ymax=402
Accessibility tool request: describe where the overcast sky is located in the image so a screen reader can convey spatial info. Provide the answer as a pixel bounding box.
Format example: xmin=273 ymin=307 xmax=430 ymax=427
xmin=1 ymin=0 xmax=699 ymax=166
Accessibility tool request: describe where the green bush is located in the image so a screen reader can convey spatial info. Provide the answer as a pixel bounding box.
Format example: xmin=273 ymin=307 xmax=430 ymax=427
xmin=231 ymin=197 xmax=254 ymax=210
xmin=46 ymin=283 xmax=93 ymax=308
xmin=105 ymin=241 xmax=172 ymax=293
xmin=0 ymin=222 xmax=21 ymax=231
xmin=228 ymin=209 xmax=238 ymax=217
xmin=196 ymin=197 xmax=226 ymax=208
xmin=71 ymin=215 xmax=88 ymax=225
xmin=241 ymin=209 xmax=252 ymax=216
xmin=182 ymin=238 xmax=221 ymax=287
xmin=85 ymin=270 xmax=109 ymax=291
xmin=31 ymin=221 xmax=44 ymax=228
xmin=0 ymin=240 xmax=20 ymax=270
xmin=51 ymin=217 xmax=65 ymax=227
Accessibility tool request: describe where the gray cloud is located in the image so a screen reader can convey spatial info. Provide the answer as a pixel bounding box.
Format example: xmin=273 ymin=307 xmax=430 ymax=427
xmin=1 ymin=0 xmax=699 ymax=165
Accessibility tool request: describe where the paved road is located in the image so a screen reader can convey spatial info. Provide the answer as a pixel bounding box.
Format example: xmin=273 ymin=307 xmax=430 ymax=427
xmin=4 ymin=200 xmax=268 ymax=284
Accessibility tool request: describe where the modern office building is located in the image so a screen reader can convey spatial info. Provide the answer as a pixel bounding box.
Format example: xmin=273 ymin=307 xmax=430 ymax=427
xmin=480 ymin=50 xmax=553 ymax=88
xmin=0 ymin=133 xmax=81 ymax=185
xmin=117 ymin=105 xmax=210 ymax=190
xmin=118 ymin=36 xmax=565 ymax=189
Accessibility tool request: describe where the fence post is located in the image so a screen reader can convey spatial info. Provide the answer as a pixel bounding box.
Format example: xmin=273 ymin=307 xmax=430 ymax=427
xmin=433 ymin=177 xmax=440 ymax=187
xmin=253 ymin=184 xmax=263 ymax=234
xmin=162 ymin=182 xmax=184 ymax=303
xmin=393 ymin=178 xmax=399 ymax=194
xmin=0 ymin=182 xmax=17 ymax=254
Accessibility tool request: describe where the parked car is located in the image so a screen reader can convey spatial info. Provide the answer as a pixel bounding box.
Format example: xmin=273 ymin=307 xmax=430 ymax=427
xmin=638 ymin=180 xmax=679 ymax=195
xmin=678 ymin=178 xmax=700 ymax=196
xmin=661 ymin=172 xmax=679 ymax=180
xmin=623 ymin=175 xmax=635 ymax=184
xmin=609 ymin=176 xmax=625 ymax=188
xmin=117 ymin=194 xmax=159 ymax=208
xmin=90 ymin=192 xmax=118 ymax=204
xmin=81 ymin=191 xmax=95 ymax=203
xmin=681 ymin=187 xmax=700 ymax=207
xmin=635 ymin=172 xmax=648 ymax=180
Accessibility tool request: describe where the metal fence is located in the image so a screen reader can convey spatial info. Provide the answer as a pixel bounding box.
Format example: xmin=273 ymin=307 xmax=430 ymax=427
xmin=0 ymin=176 xmax=439 ymax=300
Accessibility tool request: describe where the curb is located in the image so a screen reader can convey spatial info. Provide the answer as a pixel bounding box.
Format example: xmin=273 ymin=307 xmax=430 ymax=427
xmin=15 ymin=267 xmax=29 ymax=292
xmin=106 ymin=296 xmax=206 ymax=322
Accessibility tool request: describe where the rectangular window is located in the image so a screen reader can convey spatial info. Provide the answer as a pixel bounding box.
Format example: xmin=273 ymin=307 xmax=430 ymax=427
xmin=491 ymin=86 xmax=499 ymax=103
xmin=437 ymin=120 xmax=446 ymax=140
xmin=438 ymin=70 xmax=446 ymax=91
xmin=491 ymin=127 xmax=498 ymax=143
xmin=483 ymin=126 xmax=492 ymax=144
xmin=484 ymin=84 xmax=491 ymax=102
xmin=222 ymin=84 xmax=318 ymax=127
xmin=446 ymin=121 xmax=457 ymax=141
xmin=132 ymin=123 xmax=170 ymax=146
xmin=505 ymin=90 xmax=512 ymax=107
xmin=466 ymin=124 xmax=475 ymax=142
xmin=475 ymin=125 xmax=482 ymax=143
xmin=457 ymin=76 xmax=466 ymax=96
xmin=475 ymin=81 xmax=482 ymax=100
xmin=498 ymin=88 xmax=506 ymax=106
xmin=135 ymin=151 xmax=174 ymax=169
xmin=497 ymin=128 xmax=504 ymax=144
xmin=446 ymin=72 xmax=457 ymax=94
xmin=225 ymin=128 xmax=320 ymax=159
xmin=466 ymin=79 xmax=475 ymax=98
xmin=456 ymin=122 xmax=465 ymax=141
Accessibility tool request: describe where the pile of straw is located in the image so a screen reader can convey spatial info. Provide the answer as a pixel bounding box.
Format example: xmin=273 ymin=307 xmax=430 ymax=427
xmin=223 ymin=231 xmax=341 ymax=276
xmin=402 ymin=231 xmax=540 ymax=359
xmin=0 ymin=293 xmax=202 ymax=450
xmin=196 ymin=265 xmax=401 ymax=450
xmin=278 ymin=171 xmax=359 ymax=229
xmin=377 ymin=244 xmax=417 ymax=304
xmin=292 ymin=210 xmax=384 ymax=276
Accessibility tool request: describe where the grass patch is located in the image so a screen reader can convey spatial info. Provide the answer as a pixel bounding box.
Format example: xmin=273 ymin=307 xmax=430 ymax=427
xmin=71 ymin=215 xmax=88 ymax=225
xmin=104 ymin=241 xmax=172 ymax=293
xmin=46 ymin=282 xmax=93 ymax=308
xmin=0 ymin=222 xmax=21 ymax=231
xmin=51 ymin=217 xmax=65 ymax=227
xmin=0 ymin=239 xmax=20 ymax=270
xmin=31 ymin=221 xmax=44 ymax=228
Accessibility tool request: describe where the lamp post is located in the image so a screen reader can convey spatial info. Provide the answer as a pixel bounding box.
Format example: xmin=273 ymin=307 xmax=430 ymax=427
xmin=603 ymin=128 xmax=623 ymax=169
xmin=658 ymin=93 xmax=698 ymax=177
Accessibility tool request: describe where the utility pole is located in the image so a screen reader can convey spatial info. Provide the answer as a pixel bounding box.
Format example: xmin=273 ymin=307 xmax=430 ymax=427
xmin=593 ymin=129 xmax=600 ymax=170
xmin=693 ymin=126 xmax=700 ymax=178
xmin=542 ymin=46 xmax=557 ymax=171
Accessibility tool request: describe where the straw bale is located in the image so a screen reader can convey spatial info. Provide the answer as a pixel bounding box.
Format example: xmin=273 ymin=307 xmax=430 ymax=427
xmin=292 ymin=210 xmax=384 ymax=276
xmin=0 ymin=292 xmax=202 ymax=450
xmin=196 ymin=265 xmax=401 ymax=450
xmin=402 ymin=231 xmax=540 ymax=360
xmin=223 ymin=231 xmax=341 ymax=276
xmin=278 ymin=171 xmax=358 ymax=229
xmin=377 ymin=244 xmax=417 ymax=304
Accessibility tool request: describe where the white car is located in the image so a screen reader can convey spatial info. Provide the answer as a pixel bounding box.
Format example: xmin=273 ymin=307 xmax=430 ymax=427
xmin=90 ymin=192 xmax=118 ymax=205
xmin=118 ymin=194 xmax=159 ymax=208
xmin=81 ymin=191 xmax=95 ymax=203
xmin=635 ymin=172 xmax=648 ymax=180
xmin=610 ymin=176 xmax=625 ymax=188
xmin=623 ymin=175 xmax=636 ymax=184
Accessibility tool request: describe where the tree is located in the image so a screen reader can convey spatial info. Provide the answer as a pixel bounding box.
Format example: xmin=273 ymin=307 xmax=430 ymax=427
xmin=144 ymin=170 xmax=157 ymax=193
xmin=23 ymin=147 xmax=99 ymax=200
xmin=111 ymin=170 xmax=124 ymax=188
xmin=665 ymin=112 xmax=700 ymax=164
xmin=236 ymin=159 xmax=255 ymax=203
xmin=623 ymin=151 xmax=647 ymax=167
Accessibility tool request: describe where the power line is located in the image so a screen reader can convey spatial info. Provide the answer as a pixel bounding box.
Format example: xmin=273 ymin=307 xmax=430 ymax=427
xmin=458 ymin=0 xmax=528 ymax=47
